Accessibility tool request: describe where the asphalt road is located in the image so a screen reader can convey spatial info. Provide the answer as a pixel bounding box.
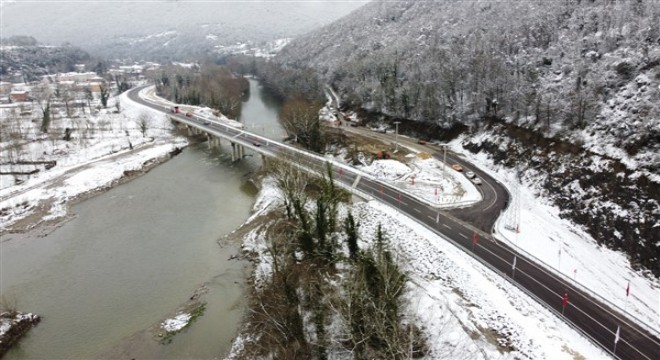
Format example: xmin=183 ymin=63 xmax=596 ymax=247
xmin=128 ymin=86 xmax=659 ymax=360
xmin=443 ymin=152 xmax=509 ymax=233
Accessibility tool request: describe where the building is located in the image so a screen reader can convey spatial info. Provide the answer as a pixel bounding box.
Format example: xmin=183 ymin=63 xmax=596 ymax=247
xmin=10 ymin=90 xmax=29 ymax=102
xmin=57 ymin=72 xmax=98 ymax=82
xmin=76 ymin=81 xmax=103 ymax=93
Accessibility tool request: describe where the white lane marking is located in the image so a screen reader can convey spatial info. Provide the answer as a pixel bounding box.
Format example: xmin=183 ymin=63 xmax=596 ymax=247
xmin=482 ymin=175 xmax=499 ymax=211
xmin=352 ymin=175 xmax=361 ymax=188
xmin=443 ymin=224 xmax=452 ymax=230
xmin=460 ymin=233 xmax=468 ymax=239
xmin=414 ymin=208 xmax=422 ymax=213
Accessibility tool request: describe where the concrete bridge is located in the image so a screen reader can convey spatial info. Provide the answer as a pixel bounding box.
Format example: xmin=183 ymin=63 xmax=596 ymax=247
xmin=128 ymin=85 xmax=274 ymax=162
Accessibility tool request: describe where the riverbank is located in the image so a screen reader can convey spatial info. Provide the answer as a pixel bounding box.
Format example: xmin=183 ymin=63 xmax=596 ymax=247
xmin=0 ymin=311 xmax=41 ymax=357
xmin=1 ymin=141 xmax=186 ymax=236
xmin=223 ymin=135 xmax=622 ymax=359
xmin=1 ymin=141 xmax=258 ymax=359
xmin=0 ymin=86 xmax=189 ymax=235
xmin=0 ymin=86 xmax=194 ymax=357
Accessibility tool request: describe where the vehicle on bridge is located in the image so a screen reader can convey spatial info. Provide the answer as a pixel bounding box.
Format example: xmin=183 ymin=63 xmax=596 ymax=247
xmin=185 ymin=111 xmax=193 ymax=117
xmin=171 ymin=106 xmax=180 ymax=113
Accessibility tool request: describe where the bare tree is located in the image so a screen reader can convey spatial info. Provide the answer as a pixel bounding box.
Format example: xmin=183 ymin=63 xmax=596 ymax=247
xmin=279 ymin=98 xmax=325 ymax=153
xmin=57 ymin=83 xmax=73 ymax=117
xmin=84 ymin=86 xmax=94 ymax=113
xmin=0 ymin=293 xmax=18 ymax=316
xmin=137 ymin=112 xmax=151 ymax=137
xmin=265 ymin=158 xmax=310 ymax=220
xmin=99 ymin=83 xmax=110 ymax=108
xmin=31 ymin=83 xmax=53 ymax=133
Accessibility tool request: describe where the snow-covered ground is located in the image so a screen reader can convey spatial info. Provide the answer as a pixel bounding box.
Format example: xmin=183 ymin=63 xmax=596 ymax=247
xmin=354 ymin=156 xmax=481 ymax=207
xmin=161 ymin=313 xmax=192 ymax=333
xmin=1 ymin=81 xmax=656 ymax=357
xmin=336 ymin=125 xmax=658 ymax=334
xmin=0 ymin=88 xmax=187 ymax=232
xmin=443 ymin=135 xmax=659 ymax=334
xmin=233 ymin=122 xmax=658 ymax=357
xmin=139 ymin=86 xmax=244 ymax=129
xmin=234 ymin=176 xmax=611 ymax=359
xmin=322 ymin=114 xmax=658 ymax=336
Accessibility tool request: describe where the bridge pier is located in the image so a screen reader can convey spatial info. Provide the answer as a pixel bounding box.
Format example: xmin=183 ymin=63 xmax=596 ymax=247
xmin=207 ymin=133 xmax=221 ymax=149
xmin=231 ymin=142 xmax=244 ymax=162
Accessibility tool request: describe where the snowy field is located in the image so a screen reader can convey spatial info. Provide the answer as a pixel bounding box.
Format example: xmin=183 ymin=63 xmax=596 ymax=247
xmin=443 ymin=135 xmax=659 ymax=334
xmin=349 ymin=131 xmax=659 ymax=336
xmin=234 ymin=177 xmax=611 ymax=359
xmin=340 ymin=128 xmax=659 ymax=334
xmin=0 ymin=88 xmax=187 ymax=232
xmin=1 ymin=84 xmax=656 ymax=358
xmin=357 ymin=155 xmax=482 ymax=208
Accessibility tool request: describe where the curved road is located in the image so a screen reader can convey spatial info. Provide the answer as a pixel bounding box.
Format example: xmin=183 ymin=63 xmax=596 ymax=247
xmin=128 ymin=86 xmax=659 ymax=360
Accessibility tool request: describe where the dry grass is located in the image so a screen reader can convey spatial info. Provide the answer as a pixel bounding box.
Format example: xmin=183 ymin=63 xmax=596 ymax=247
xmin=0 ymin=294 xmax=18 ymax=315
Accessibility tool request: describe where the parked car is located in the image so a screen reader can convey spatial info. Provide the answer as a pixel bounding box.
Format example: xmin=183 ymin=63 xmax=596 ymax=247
xmin=465 ymin=171 xmax=475 ymax=179
xmin=451 ymin=164 xmax=463 ymax=172
xmin=417 ymin=139 xmax=428 ymax=145
xmin=471 ymin=177 xmax=482 ymax=185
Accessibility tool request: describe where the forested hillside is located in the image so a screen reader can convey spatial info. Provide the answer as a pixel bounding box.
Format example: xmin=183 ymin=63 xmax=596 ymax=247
xmin=276 ymin=1 xmax=660 ymax=275
xmin=0 ymin=37 xmax=91 ymax=81
xmin=1 ymin=1 xmax=364 ymax=61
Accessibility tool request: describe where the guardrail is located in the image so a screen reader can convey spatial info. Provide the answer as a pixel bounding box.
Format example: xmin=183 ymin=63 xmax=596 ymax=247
xmin=492 ymin=210 xmax=659 ymax=337
xmin=136 ymin=86 xmax=659 ymax=358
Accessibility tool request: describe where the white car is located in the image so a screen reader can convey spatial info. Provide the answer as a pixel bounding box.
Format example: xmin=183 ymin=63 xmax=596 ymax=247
xmin=471 ymin=177 xmax=482 ymax=185
xmin=465 ymin=171 xmax=475 ymax=179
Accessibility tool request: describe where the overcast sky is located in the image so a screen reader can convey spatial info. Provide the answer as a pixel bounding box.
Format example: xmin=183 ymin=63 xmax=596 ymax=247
xmin=1 ymin=0 xmax=368 ymax=49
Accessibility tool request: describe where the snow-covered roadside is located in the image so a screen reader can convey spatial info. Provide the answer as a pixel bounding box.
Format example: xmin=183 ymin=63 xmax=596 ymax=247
xmin=324 ymin=149 xmax=482 ymax=208
xmin=139 ymin=85 xmax=245 ymax=129
xmin=0 ymin=88 xmax=187 ymax=233
xmin=230 ymin=177 xmax=610 ymax=359
xmin=359 ymin=155 xmax=482 ymax=208
xmin=445 ymin=134 xmax=659 ymax=333
xmin=360 ymin=201 xmax=609 ymax=359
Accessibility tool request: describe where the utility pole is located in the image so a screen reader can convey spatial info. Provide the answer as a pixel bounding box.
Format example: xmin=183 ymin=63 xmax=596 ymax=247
xmin=393 ymin=121 xmax=400 ymax=152
xmin=438 ymin=144 xmax=448 ymax=181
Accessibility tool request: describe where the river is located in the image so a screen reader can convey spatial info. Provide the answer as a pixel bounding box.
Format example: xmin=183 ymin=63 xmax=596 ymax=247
xmin=1 ymin=77 xmax=283 ymax=359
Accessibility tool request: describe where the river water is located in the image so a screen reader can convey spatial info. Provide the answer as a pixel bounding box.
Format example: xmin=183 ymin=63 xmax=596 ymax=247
xmin=1 ymin=78 xmax=283 ymax=359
